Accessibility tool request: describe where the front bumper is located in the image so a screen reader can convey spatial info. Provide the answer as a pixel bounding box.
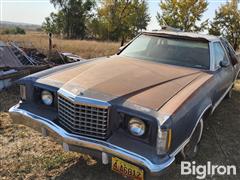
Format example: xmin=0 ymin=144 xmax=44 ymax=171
xmin=9 ymin=104 xmax=175 ymax=175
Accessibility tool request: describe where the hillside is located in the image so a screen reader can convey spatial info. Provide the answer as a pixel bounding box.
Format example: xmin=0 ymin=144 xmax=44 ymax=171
xmin=0 ymin=21 xmax=41 ymax=31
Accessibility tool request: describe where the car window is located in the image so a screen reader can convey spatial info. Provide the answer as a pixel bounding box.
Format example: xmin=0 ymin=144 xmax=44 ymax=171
xmin=120 ymin=34 xmax=210 ymax=70
xmin=213 ymin=42 xmax=228 ymax=68
xmin=220 ymin=38 xmax=238 ymax=65
xmin=125 ymin=35 xmax=151 ymax=52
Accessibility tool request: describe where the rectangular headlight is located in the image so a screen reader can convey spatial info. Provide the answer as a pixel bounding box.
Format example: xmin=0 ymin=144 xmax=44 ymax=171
xmin=20 ymin=85 xmax=26 ymax=100
xmin=156 ymin=128 xmax=172 ymax=155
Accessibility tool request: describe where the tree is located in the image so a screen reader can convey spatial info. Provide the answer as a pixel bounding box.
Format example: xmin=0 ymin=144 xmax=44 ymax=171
xmin=1 ymin=27 xmax=26 ymax=35
xmin=233 ymin=0 xmax=240 ymax=9
xmin=42 ymin=12 xmax=65 ymax=35
xmin=209 ymin=0 xmax=240 ymax=50
xmin=86 ymin=16 xmax=108 ymax=39
xmin=46 ymin=0 xmax=95 ymax=39
xmin=157 ymin=0 xmax=208 ymax=32
xmin=89 ymin=0 xmax=150 ymax=45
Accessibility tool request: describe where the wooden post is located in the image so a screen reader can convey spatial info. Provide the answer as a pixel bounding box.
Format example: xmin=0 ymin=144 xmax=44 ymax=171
xmin=48 ymin=33 xmax=52 ymax=59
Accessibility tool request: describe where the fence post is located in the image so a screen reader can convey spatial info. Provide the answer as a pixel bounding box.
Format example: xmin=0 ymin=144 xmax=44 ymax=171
xmin=48 ymin=33 xmax=52 ymax=59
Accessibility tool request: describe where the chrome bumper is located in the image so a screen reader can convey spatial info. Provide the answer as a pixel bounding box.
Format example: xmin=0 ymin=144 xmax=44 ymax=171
xmin=9 ymin=104 xmax=175 ymax=174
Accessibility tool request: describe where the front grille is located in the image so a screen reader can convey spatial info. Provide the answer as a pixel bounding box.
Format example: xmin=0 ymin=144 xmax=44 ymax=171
xmin=58 ymin=95 xmax=109 ymax=139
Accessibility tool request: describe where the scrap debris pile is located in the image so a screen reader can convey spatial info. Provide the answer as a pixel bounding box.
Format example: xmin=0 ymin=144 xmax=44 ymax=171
xmin=10 ymin=41 xmax=49 ymax=65
xmin=0 ymin=41 xmax=84 ymax=91
xmin=0 ymin=41 xmax=52 ymax=90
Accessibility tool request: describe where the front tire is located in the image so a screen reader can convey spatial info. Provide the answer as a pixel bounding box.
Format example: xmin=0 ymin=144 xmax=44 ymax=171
xmin=225 ymin=87 xmax=233 ymax=99
xmin=177 ymin=118 xmax=203 ymax=162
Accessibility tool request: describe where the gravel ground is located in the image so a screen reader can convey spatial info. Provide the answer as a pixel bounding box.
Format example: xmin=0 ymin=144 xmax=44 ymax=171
xmin=0 ymin=80 xmax=240 ymax=180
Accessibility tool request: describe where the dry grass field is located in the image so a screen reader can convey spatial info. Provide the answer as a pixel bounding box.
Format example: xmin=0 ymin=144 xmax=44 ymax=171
xmin=0 ymin=81 xmax=239 ymax=180
xmin=0 ymin=31 xmax=120 ymax=59
xmin=0 ymin=86 xmax=97 ymax=180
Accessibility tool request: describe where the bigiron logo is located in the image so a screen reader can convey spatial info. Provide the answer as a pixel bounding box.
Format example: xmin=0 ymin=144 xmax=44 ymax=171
xmin=181 ymin=161 xmax=237 ymax=179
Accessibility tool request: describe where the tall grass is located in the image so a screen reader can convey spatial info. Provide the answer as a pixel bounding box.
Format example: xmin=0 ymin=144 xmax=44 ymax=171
xmin=0 ymin=31 xmax=120 ymax=59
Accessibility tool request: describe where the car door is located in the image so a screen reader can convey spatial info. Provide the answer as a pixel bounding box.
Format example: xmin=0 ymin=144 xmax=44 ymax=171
xmin=212 ymin=41 xmax=234 ymax=104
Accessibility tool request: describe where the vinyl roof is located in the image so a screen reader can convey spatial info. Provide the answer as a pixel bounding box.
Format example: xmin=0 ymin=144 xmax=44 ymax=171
xmin=143 ymin=30 xmax=218 ymax=42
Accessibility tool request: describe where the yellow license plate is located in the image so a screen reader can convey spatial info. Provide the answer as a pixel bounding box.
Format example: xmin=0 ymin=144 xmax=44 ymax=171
xmin=112 ymin=157 xmax=144 ymax=180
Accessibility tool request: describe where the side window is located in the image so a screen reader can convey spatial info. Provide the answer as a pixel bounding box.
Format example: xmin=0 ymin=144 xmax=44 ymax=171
xmin=213 ymin=42 xmax=228 ymax=68
xmin=223 ymin=39 xmax=238 ymax=65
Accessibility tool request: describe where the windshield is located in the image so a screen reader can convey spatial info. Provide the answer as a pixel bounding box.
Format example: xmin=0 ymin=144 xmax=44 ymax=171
xmin=120 ymin=34 xmax=210 ymax=69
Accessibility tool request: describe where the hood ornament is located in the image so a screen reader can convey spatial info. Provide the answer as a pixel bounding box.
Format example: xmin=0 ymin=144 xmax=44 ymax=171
xmin=80 ymin=92 xmax=84 ymax=96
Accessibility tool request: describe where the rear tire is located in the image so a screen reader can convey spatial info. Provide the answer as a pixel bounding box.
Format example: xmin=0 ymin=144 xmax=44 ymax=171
xmin=176 ymin=118 xmax=203 ymax=162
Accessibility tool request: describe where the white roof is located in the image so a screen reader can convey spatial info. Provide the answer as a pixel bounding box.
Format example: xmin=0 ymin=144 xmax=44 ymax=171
xmin=143 ymin=30 xmax=218 ymax=42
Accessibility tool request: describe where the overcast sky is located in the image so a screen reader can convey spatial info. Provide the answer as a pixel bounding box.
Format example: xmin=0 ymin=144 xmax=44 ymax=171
xmin=0 ymin=0 xmax=235 ymax=30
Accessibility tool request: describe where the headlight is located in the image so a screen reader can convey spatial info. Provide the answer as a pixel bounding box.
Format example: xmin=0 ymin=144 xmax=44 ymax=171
xmin=128 ymin=118 xmax=146 ymax=136
xmin=41 ymin=90 xmax=53 ymax=106
xmin=156 ymin=128 xmax=172 ymax=155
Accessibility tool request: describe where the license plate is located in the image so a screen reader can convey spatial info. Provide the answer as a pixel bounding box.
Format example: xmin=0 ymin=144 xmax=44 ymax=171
xmin=112 ymin=157 xmax=144 ymax=180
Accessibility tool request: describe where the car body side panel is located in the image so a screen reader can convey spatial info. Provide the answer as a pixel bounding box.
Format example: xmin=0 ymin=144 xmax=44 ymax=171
xmin=213 ymin=67 xmax=234 ymax=103
xmin=165 ymin=41 xmax=240 ymax=156
xmin=161 ymin=75 xmax=215 ymax=154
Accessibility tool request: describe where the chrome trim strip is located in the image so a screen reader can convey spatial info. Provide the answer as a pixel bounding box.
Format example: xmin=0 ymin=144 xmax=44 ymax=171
xmin=157 ymin=114 xmax=170 ymax=126
xmin=9 ymin=105 xmax=175 ymax=174
xmin=58 ymin=88 xmax=111 ymax=108
xmin=212 ymin=83 xmax=233 ymax=113
xmin=209 ymin=41 xmax=216 ymax=71
xmin=235 ymin=69 xmax=240 ymax=81
xmin=170 ymin=139 xmax=189 ymax=158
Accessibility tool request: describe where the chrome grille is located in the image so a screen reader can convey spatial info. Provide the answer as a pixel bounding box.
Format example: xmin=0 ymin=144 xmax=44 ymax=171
xmin=58 ymin=95 xmax=109 ymax=139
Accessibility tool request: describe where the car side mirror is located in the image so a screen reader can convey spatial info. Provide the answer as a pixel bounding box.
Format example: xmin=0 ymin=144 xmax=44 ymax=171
xmin=219 ymin=61 xmax=229 ymax=68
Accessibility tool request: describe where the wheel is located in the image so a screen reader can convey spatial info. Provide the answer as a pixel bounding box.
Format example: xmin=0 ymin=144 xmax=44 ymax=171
xmin=225 ymin=87 xmax=233 ymax=99
xmin=176 ymin=118 xmax=203 ymax=162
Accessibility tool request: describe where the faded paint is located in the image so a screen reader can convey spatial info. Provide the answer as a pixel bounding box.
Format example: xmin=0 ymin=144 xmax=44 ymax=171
xmin=158 ymin=73 xmax=212 ymax=115
xmin=36 ymin=56 xmax=211 ymax=111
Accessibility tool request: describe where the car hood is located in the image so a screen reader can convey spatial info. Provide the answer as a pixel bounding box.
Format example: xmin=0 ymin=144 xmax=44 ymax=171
xmin=36 ymin=56 xmax=208 ymax=110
